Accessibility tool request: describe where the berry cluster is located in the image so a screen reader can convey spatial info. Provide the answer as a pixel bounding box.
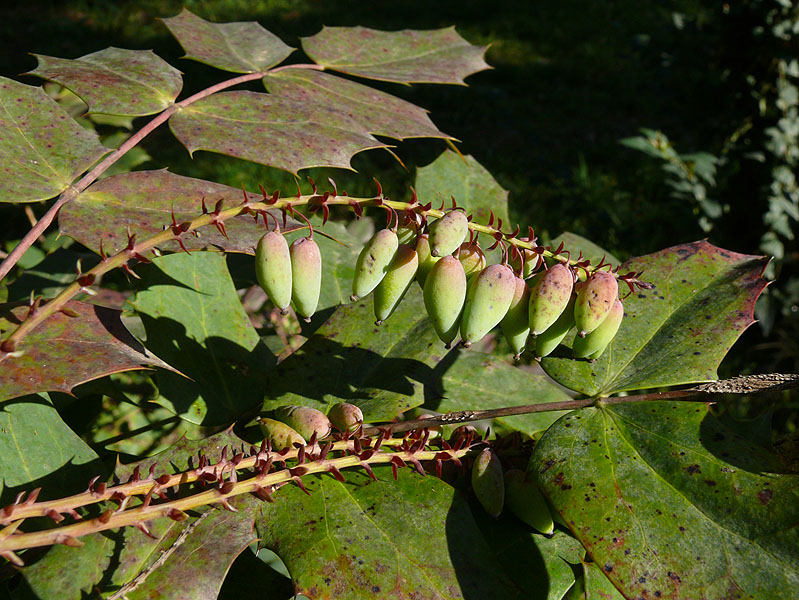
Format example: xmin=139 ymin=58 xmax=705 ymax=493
xmin=254 ymin=205 xmax=632 ymax=362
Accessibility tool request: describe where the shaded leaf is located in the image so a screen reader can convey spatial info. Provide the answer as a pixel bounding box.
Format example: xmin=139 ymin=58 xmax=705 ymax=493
xmin=162 ymin=8 xmax=293 ymax=73
xmin=424 ymin=353 xmax=573 ymax=436
xmin=169 ymin=91 xmax=387 ymax=174
xmin=131 ymin=252 xmax=273 ymax=425
xmin=0 ymin=77 xmax=108 ymax=204
xmin=0 ymin=394 xmax=100 ymax=501
xmin=302 ymin=26 xmax=489 ymax=84
xmin=60 ymin=170 xmax=302 ymax=256
xmin=264 ymin=69 xmax=452 ymax=141
xmin=263 ymin=286 xmax=441 ymax=421
xmin=28 ymin=48 xmax=182 ymax=116
xmin=0 ymin=301 xmax=174 ymax=401
xmin=532 ymin=402 xmax=799 ymax=600
xmin=415 ymin=150 xmax=509 ymax=248
xmin=220 ymin=547 xmax=295 ymax=600
xmin=541 ymin=241 xmax=769 ymax=396
xmin=255 ymin=466 xmax=523 ymax=600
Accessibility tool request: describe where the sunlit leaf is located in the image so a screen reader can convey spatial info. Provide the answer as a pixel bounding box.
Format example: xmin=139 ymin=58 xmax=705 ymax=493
xmin=532 ymin=402 xmax=799 ymax=599
xmin=169 ymin=91 xmax=387 ymax=174
xmin=162 ymin=8 xmax=294 ymax=73
xmin=29 ymin=48 xmax=182 ymax=116
xmin=302 ymin=26 xmax=489 ymax=84
xmin=264 ymin=69 xmax=452 ymax=140
xmin=0 ymin=77 xmax=108 ymax=204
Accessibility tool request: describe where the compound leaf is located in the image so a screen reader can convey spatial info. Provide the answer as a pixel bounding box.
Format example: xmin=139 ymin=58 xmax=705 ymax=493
xmin=162 ymin=8 xmax=293 ymax=73
xmin=0 ymin=77 xmax=108 ymax=204
xmin=541 ymin=241 xmax=769 ymax=396
xmin=29 ymin=48 xmax=182 ymax=116
xmin=532 ymin=402 xmax=799 ymax=600
xmin=302 ymin=26 xmax=489 ymax=84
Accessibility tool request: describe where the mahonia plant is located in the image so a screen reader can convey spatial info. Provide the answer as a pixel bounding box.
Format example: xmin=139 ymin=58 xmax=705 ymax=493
xmin=0 ymin=8 xmax=795 ymax=600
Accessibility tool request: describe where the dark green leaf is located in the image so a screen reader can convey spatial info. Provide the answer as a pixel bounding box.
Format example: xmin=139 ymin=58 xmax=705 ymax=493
xmin=302 ymin=26 xmax=489 ymax=84
xmin=255 ymin=466 xmax=522 ymax=600
xmin=131 ymin=252 xmax=273 ymax=425
xmin=263 ymin=286 xmax=441 ymax=421
xmin=162 ymin=9 xmax=294 ymax=73
xmin=0 ymin=301 xmax=174 ymax=401
xmin=220 ymin=547 xmax=295 ymax=600
xmin=541 ymin=241 xmax=769 ymax=396
xmin=29 ymin=48 xmax=182 ymax=116
xmin=169 ymin=91 xmax=387 ymax=174
xmin=0 ymin=77 xmax=108 ymax=204
xmin=0 ymin=394 xmax=99 ymax=501
xmin=60 ymin=170 xmax=302 ymax=256
xmin=532 ymin=402 xmax=799 ymax=600
xmin=415 ymin=150 xmax=509 ymax=248
xmin=264 ymin=69 xmax=452 ymax=140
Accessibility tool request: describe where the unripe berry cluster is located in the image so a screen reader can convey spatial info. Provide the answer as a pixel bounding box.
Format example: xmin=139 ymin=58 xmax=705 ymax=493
xmin=254 ymin=207 xmax=627 ymax=361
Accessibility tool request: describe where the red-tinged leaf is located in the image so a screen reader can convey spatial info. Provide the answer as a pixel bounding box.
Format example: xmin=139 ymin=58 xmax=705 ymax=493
xmin=0 ymin=77 xmax=109 ymax=204
xmin=264 ymin=69 xmax=453 ymax=141
xmin=168 ymin=91 xmax=387 ymax=174
xmin=0 ymin=301 xmax=174 ymax=401
xmin=541 ymin=241 xmax=770 ymax=396
xmin=28 ymin=48 xmax=182 ymax=116
xmin=161 ymin=8 xmax=294 ymax=73
xmin=532 ymin=402 xmax=799 ymax=600
xmin=301 ymin=26 xmax=490 ymax=84
xmin=59 ymin=170 xmax=302 ymax=256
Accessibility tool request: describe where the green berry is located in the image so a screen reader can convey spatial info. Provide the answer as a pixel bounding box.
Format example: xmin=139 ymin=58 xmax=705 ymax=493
xmin=574 ymin=271 xmax=618 ymax=337
xmin=429 ymin=210 xmax=469 ymax=257
xmin=471 ymin=448 xmax=504 ymax=518
xmin=424 ymin=256 xmax=467 ymax=348
xmin=458 ymin=241 xmax=486 ymax=278
xmin=460 ymin=264 xmax=516 ymax=348
xmin=351 ymin=229 xmax=399 ymax=301
xmin=255 ymin=231 xmax=292 ymax=313
xmin=415 ymin=234 xmax=440 ymax=287
xmin=289 ymin=237 xmax=322 ymax=320
xmin=573 ymin=298 xmax=624 ymax=359
xmin=528 ymin=263 xmax=574 ymax=335
xmin=504 ymin=469 xmax=554 ymax=534
xmin=258 ymin=417 xmax=305 ymax=450
xmin=273 ymin=405 xmax=331 ymax=441
xmin=327 ymin=403 xmax=363 ymax=432
xmin=374 ymin=244 xmax=418 ymax=324
xmin=534 ymin=295 xmax=576 ymax=358
xmin=500 ymin=276 xmax=531 ymax=360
